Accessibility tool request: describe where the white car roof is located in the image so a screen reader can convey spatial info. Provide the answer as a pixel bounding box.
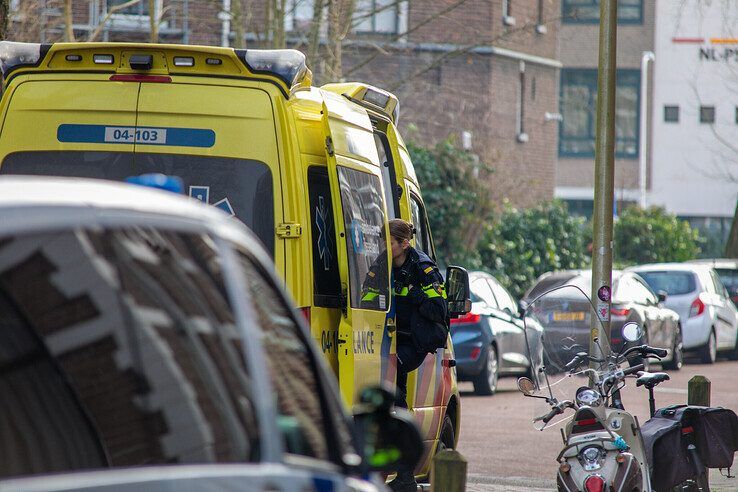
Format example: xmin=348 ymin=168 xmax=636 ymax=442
xmin=626 ymin=262 xmax=711 ymax=272
xmin=0 ymin=176 xmax=254 ymax=244
xmin=688 ymin=258 xmax=738 ymax=269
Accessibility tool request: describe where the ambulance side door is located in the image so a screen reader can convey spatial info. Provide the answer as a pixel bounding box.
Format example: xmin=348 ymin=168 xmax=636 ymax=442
xmin=321 ymin=93 xmax=393 ymax=407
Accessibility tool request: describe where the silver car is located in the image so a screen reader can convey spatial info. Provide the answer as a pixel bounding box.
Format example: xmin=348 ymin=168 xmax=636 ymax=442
xmin=627 ymin=263 xmax=738 ymax=363
xmin=0 ymin=176 xmax=420 ymax=492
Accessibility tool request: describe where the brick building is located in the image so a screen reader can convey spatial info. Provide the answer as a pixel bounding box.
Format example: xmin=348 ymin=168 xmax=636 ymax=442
xmin=556 ymin=0 xmax=656 ymax=217
xmin=7 ymin=0 xmax=562 ymax=208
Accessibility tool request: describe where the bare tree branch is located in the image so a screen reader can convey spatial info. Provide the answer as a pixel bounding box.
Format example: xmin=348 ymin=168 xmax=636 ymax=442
xmin=88 ymin=0 xmax=143 ymax=42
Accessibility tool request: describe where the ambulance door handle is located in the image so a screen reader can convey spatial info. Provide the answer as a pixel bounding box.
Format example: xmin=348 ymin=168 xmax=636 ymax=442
xmin=337 ymin=338 xmax=347 ymax=345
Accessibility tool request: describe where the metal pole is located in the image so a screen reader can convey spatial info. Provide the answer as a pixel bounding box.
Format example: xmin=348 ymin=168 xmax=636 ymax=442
xmin=590 ymin=0 xmax=618 ymax=366
xmin=639 ymin=51 xmax=654 ymax=209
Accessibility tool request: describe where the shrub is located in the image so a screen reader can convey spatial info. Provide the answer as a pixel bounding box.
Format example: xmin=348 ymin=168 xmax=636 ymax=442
xmin=614 ymin=206 xmax=702 ymax=265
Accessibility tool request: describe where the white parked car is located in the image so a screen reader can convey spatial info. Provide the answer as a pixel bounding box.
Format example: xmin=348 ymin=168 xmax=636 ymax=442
xmin=0 ymin=176 xmax=422 ymax=492
xmin=627 ymin=263 xmax=738 ymax=363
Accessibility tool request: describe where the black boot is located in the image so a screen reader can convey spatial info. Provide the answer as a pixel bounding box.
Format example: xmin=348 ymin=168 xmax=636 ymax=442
xmin=388 ymin=471 xmax=417 ymax=492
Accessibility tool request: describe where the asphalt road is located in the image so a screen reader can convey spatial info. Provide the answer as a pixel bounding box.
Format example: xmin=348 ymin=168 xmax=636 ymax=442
xmin=456 ymin=356 xmax=738 ymax=491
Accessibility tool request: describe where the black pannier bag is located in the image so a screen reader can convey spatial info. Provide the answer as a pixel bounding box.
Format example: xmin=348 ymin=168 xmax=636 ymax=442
xmin=641 ymin=416 xmax=694 ymax=491
xmin=642 ymin=404 xmax=738 ymax=490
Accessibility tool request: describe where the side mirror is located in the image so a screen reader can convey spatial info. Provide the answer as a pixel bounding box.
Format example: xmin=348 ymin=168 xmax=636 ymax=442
xmin=517 ymin=377 xmax=536 ymax=396
xmin=622 ymin=322 xmax=643 ymax=342
xmin=353 ymin=386 xmax=423 ymax=473
xmin=518 ymin=299 xmax=529 ymax=317
xmin=445 ymin=266 xmax=471 ymax=316
xmin=657 ymin=290 xmax=667 ymax=303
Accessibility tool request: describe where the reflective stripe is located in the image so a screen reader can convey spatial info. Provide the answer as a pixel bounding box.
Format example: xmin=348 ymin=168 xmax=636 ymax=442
xmin=395 ymin=286 xmax=410 ymax=296
xmin=362 ymin=287 xmax=380 ymax=301
xmin=422 ymin=283 xmax=447 ymax=299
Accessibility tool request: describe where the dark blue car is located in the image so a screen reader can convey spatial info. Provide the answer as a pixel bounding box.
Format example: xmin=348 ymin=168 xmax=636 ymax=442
xmin=450 ymin=271 xmax=542 ymax=395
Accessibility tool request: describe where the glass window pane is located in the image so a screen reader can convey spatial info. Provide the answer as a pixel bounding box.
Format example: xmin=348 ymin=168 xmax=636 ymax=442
xmin=471 ymin=277 xmax=497 ymax=307
xmin=108 ymin=0 xmax=144 ymax=15
xmin=664 ymin=105 xmax=680 ymax=123
xmin=409 ymin=195 xmax=431 ymax=256
xmin=700 ymin=106 xmax=715 ymax=123
xmin=353 ymin=0 xmax=374 ymax=32
xmin=337 ymin=167 xmax=389 ymax=310
xmin=308 ymin=167 xmax=342 ymax=307
xmin=489 ymin=278 xmax=517 ymax=313
xmin=0 ymin=228 xmax=259 ymax=480
xmin=235 ymin=251 xmax=337 ymax=460
xmin=0 ymin=151 xmax=275 ymax=255
xmin=563 ymin=0 xmax=642 ymax=23
xmin=374 ymin=0 xmax=397 ymax=32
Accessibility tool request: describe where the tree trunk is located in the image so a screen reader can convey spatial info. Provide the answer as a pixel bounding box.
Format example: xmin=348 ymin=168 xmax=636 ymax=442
xmin=270 ymin=0 xmax=285 ymax=48
xmin=307 ymin=0 xmax=325 ymax=72
xmin=149 ymin=0 xmax=159 ymax=43
xmin=232 ymin=0 xmax=245 ymax=48
xmin=64 ymin=0 xmax=75 ymax=41
xmin=0 ymin=0 xmax=8 ymax=41
xmin=326 ymin=0 xmax=354 ymax=81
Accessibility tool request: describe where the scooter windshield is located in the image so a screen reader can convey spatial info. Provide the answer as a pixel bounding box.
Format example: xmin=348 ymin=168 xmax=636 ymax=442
xmin=522 ymin=284 xmax=610 ymax=430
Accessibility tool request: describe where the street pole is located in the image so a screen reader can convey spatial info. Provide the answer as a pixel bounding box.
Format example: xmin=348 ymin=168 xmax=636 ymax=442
xmin=590 ymin=0 xmax=617 ymax=368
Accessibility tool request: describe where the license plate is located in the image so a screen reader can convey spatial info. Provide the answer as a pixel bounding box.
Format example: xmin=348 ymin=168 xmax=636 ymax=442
xmin=553 ymin=311 xmax=586 ymax=321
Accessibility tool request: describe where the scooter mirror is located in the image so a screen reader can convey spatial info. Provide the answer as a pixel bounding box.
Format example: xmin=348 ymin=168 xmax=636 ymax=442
xmin=622 ymin=322 xmax=642 ymax=342
xmin=517 ymin=377 xmax=536 ymax=396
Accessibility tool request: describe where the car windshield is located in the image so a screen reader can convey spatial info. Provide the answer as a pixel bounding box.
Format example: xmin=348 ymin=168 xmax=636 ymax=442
xmin=0 ymin=227 xmax=260 ymax=480
xmin=637 ymin=271 xmax=696 ymax=296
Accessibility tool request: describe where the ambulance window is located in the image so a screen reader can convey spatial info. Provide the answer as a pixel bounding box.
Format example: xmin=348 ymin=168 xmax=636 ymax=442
xmin=374 ymin=132 xmax=398 ymax=218
xmin=1 ymin=151 xmax=275 ymax=256
xmin=234 ymin=251 xmax=342 ymax=462
xmin=337 ymin=166 xmax=390 ymax=310
xmin=0 ymin=227 xmax=260 ymax=480
xmin=308 ymin=167 xmax=342 ymax=307
xmin=410 ymin=193 xmax=433 ymax=258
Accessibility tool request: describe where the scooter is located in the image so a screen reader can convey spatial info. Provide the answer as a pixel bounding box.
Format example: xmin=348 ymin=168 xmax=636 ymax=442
xmin=517 ymin=284 xmax=737 ymax=492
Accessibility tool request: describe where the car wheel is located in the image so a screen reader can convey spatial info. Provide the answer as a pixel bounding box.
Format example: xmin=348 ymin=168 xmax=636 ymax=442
xmin=662 ymin=326 xmax=683 ymax=371
xmin=699 ymin=329 xmax=717 ymax=364
xmin=437 ymin=414 xmax=455 ymax=453
xmin=472 ymin=344 xmax=498 ymax=396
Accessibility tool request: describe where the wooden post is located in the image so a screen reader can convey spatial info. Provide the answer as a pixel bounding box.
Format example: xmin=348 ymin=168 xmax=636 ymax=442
xmin=430 ymin=449 xmax=467 ymax=492
xmin=688 ymin=375 xmax=711 ymax=406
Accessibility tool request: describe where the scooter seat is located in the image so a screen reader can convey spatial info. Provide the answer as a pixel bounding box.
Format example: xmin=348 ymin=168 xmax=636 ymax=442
xmin=636 ymin=371 xmax=670 ymax=389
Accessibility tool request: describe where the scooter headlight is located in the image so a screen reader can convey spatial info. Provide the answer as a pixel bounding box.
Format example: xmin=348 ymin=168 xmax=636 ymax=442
xmin=575 ymin=387 xmax=603 ymax=408
xmin=578 ymin=446 xmax=605 ymax=471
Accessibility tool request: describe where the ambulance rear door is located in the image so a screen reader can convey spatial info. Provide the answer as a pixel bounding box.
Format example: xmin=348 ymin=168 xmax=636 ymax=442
xmin=134 ymin=80 xmax=283 ymax=264
xmin=321 ymin=92 xmax=394 ymax=407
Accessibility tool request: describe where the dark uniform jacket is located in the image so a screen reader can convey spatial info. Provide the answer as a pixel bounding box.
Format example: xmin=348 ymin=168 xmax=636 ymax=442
xmin=392 ymin=247 xmax=448 ymax=353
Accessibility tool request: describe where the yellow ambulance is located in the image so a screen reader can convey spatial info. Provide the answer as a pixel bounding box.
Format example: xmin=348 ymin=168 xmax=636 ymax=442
xmin=0 ymin=41 xmax=469 ymax=479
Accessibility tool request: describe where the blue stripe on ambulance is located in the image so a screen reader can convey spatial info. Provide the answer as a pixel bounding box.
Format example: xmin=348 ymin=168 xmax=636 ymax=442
xmin=57 ymin=124 xmax=215 ymax=148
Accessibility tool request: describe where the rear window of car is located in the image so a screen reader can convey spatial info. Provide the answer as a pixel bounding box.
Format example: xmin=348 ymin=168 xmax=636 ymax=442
xmin=1 ymin=151 xmax=274 ymax=255
xmin=0 ymin=227 xmax=260 ymax=479
xmin=715 ymin=268 xmax=738 ymax=292
xmin=637 ymin=271 xmax=696 ymax=296
xmin=525 ymin=273 xmax=580 ymax=301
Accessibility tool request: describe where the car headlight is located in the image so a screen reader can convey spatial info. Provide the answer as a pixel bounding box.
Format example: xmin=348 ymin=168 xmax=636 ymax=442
xmin=578 ymin=446 xmax=605 ymax=471
xmin=575 ymin=387 xmax=603 ymax=408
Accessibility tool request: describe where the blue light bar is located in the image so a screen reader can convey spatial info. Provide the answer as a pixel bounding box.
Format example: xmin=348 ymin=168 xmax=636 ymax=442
xmin=125 ymin=173 xmax=183 ymax=194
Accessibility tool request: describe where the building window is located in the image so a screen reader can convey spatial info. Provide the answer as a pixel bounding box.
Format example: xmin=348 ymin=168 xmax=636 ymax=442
xmin=664 ymin=105 xmax=679 ymax=123
xmin=562 ymin=0 xmax=642 ymax=24
xmin=734 ymin=106 xmax=738 ymax=124
xmin=559 ymin=69 xmax=640 ymax=158
xmin=354 ymin=0 xmax=399 ymax=33
xmin=700 ymin=106 xmax=715 ymax=124
xmin=108 ymin=0 xmax=147 ymax=16
xmin=502 ymin=0 xmax=516 ymax=26
xmin=285 ymin=0 xmax=316 ymax=32
xmin=517 ymin=61 xmax=528 ymax=143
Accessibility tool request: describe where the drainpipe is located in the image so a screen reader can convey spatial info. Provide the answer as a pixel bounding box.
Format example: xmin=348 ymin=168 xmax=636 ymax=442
xmin=639 ymin=51 xmax=655 ymax=209
xmin=220 ymin=0 xmax=232 ymax=47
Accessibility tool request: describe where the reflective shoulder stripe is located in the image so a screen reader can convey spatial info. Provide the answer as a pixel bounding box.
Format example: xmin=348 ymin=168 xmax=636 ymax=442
xmin=421 ymin=283 xmax=447 ymax=299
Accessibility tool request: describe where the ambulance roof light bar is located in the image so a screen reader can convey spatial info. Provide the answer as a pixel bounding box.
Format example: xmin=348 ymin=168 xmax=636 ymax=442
xmin=235 ymin=48 xmax=310 ymax=90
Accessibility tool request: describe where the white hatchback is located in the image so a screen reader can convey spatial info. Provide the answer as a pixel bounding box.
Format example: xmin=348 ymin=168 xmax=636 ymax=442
xmin=627 ymin=263 xmax=738 ymax=363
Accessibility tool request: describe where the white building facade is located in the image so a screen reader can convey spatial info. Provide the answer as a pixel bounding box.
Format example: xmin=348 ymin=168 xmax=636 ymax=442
xmin=651 ymin=0 xmax=738 ymax=236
